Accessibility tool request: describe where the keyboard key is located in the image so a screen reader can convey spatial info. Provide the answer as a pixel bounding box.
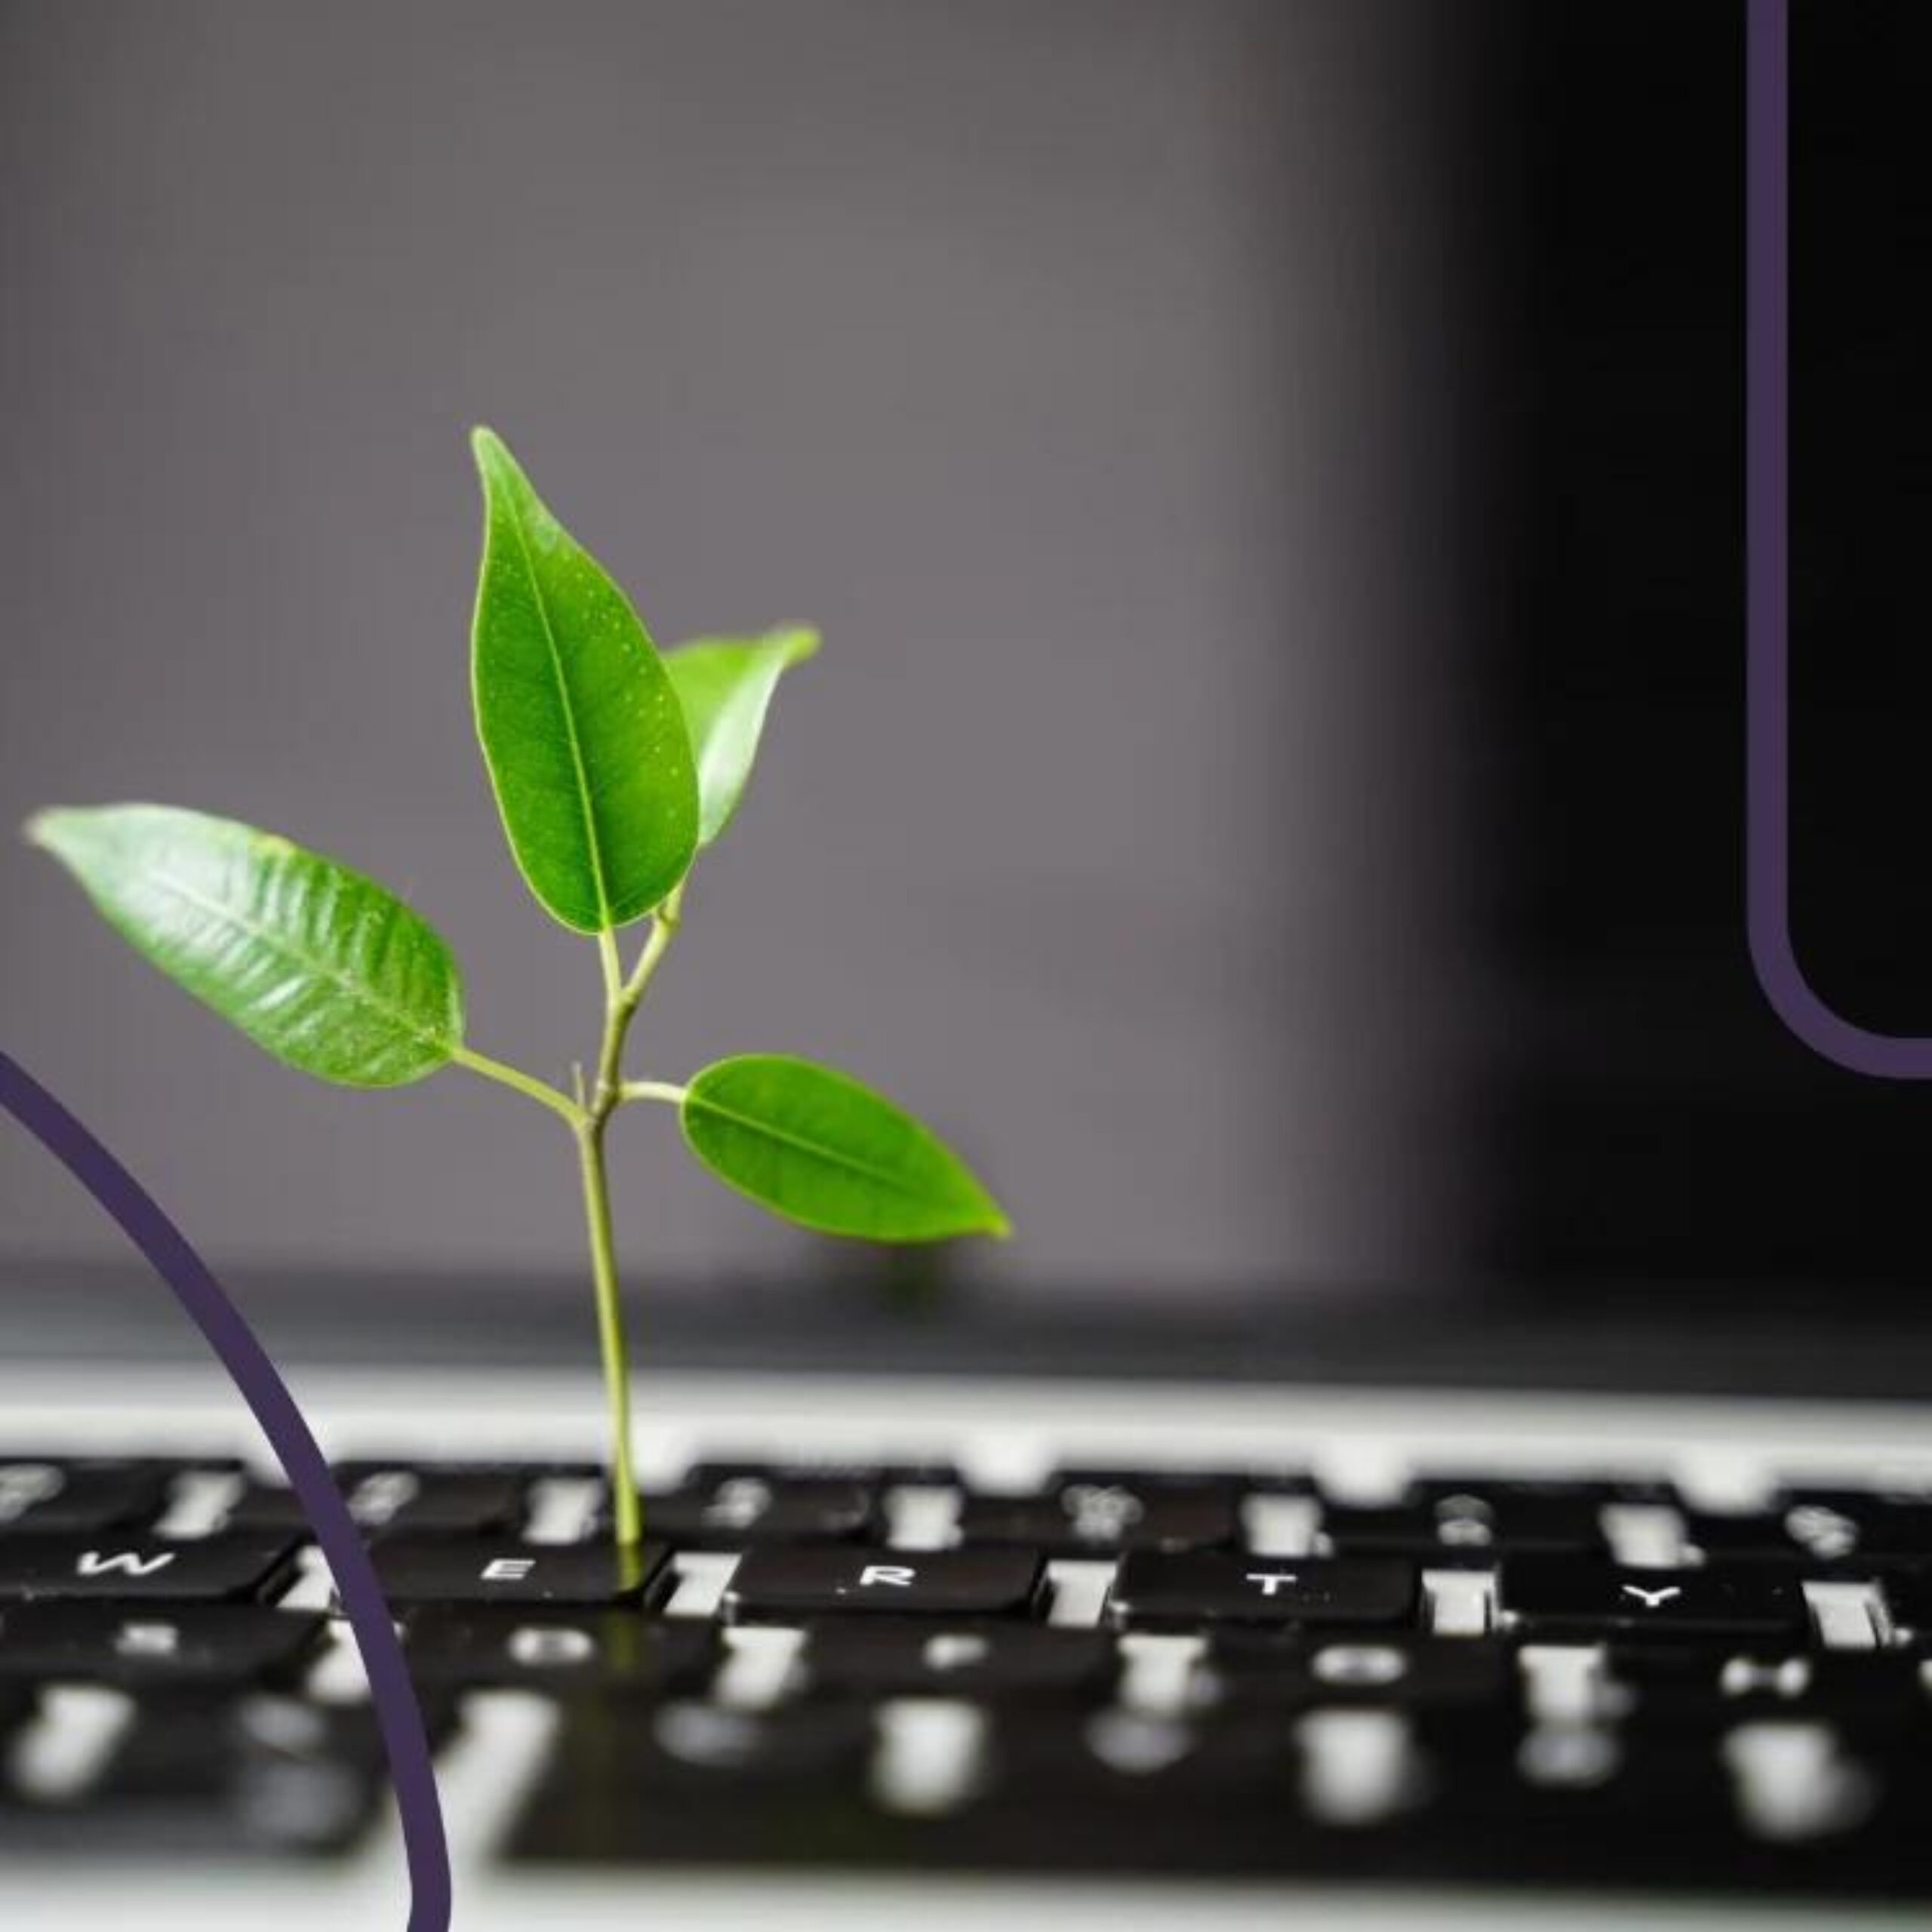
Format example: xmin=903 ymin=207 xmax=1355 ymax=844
xmin=888 ymin=1706 xmax=1328 ymax=1879
xmin=1684 ymin=1499 xmax=1932 ymax=1568
xmin=0 ymin=1460 xmax=177 ymax=1535
xmin=0 ymin=1534 xmax=299 ymax=1604
xmin=1606 ymin=1643 xmax=1932 ymax=1735
xmin=508 ymin=1698 xmax=878 ymax=1864
xmin=1108 ymin=1554 xmax=1420 ymax=1631
xmin=399 ymin=1610 xmax=718 ymax=1695
xmin=1882 ymin=1570 xmax=1932 ymax=1639
xmin=645 ymin=1699 xmax=878 ymax=1783
xmin=722 ymin=1547 xmax=1045 ymax=1623
xmin=230 ymin=1464 xmax=527 ymax=1537
xmin=1779 ymin=1492 xmax=1932 ymax=1564
xmin=958 ymin=1485 xmax=1237 ymax=1554
xmin=635 ymin=1477 xmax=878 ymax=1548
xmin=89 ymin=1694 xmax=425 ymax=1853
xmin=1207 ymin=1632 xmax=1520 ymax=1714
xmin=338 ymin=1463 xmax=528 ymax=1534
xmin=0 ymin=1605 xmax=325 ymax=1689
xmin=371 ymin=1539 xmax=669 ymax=1608
xmin=1321 ymin=1491 xmax=1605 ymax=1561
xmin=1501 ymin=1559 xmax=1808 ymax=1642
xmin=1678 ymin=1512 xmax=1806 ymax=1561
xmin=800 ymin=1621 xmax=1120 ymax=1700
xmin=221 ymin=1485 xmax=321 ymax=1535
xmin=989 ymin=1706 xmax=1301 ymax=1810
xmin=1425 ymin=1724 xmax=1746 ymax=1875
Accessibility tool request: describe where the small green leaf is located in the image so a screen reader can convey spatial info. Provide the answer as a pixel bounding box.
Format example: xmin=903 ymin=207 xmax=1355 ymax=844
xmin=664 ymin=626 xmax=820 ymax=845
xmin=470 ymin=427 xmax=698 ymax=933
xmin=26 ymin=804 xmax=463 ymax=1088
xmin=678 ymin=1054 xmax=1010 ymax=1242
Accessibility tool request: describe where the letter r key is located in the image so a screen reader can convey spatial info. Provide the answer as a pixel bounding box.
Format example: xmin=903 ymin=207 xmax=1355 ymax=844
xmin=724 ymin=1547 xmax=1045 ymax=1621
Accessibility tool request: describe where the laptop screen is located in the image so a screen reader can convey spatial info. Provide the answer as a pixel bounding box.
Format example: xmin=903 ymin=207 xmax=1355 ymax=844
xmin=3 ymin=2 xmax=1927 ymax=1309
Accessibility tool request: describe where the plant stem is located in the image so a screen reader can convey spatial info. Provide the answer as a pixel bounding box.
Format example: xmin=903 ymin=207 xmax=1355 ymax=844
xmin=442 ymin=912 xmax=691 ymax=1560
xmin=575 ymin=1117 xmax=641 ymax=1550
xmin=451 ymin=1044 xmax=583 ymax=1128
xmin=576 ymin=901 xmax=683 ymax=1555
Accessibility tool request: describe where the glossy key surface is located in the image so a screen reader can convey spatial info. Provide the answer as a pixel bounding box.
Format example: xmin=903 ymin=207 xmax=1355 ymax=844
xmin=958 ymin=1484 xmax=1238 ymax=1554
xmin=398 ymin=1607 xmax=717 ymax=1694
xmin=634 ymin=1477 xmax=878 ymax=1548
xmin=1501 ymin=1558 xmax=1809 ymax=1641
xmin=371 ymin=1538 xmax=670 ymax=1608
xmin=0 ymin=1534 xmax=298 ymax=1604
xmin=1109 ymin=1553 xmax=1420 ymax=1630
xmin=801 ymin=1620 xmax=1118 ymax=1700
xmin=0 ymin=1604 xmax=324 ymax=1688
xmin=722 ymin=1546 xmax=1045 ymax=1622
xmin=0 ymin=1460 xmax=181 ymax=1537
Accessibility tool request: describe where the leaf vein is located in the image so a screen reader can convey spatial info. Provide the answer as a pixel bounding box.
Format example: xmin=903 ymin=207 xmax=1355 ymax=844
xmin=133 ymin=862 xmax=452 ymax=1055
xmin=685 ymin=1091 xmax=946 ymax=1204
xmin=499 ymin=496 xmax=614 ymax=930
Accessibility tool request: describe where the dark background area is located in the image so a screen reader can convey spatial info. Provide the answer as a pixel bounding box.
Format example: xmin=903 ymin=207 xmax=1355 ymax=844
xmin=5 ymin=1 xmax=1932 ymax=1317
xmin=1466 ymin=0 xmax=1932 ymax=1294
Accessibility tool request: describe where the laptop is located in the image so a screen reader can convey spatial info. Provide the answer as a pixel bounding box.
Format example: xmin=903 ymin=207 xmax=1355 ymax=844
xmin=5 ymin=2 xmax=1930 ymax=1926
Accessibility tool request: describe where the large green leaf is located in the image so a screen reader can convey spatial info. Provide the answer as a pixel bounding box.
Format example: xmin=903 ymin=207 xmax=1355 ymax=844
xmin=27 ymin=804 xmax=463 ymax=1087
xmin=678 ymin=1054 xmax=1010 ymax=1242
xmin=664 ymin=626 xmax=820 ymax=845
xmin=469 ymin=427 xmax=698 ymax=933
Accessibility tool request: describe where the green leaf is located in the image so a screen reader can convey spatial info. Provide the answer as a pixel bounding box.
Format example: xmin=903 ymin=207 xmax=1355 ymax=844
xmin=678 ymin=1054 xmax=1010 ymax=1243
xmin=26 ymin=804 xmax=463 ymax=1088
xmin=663 ymin=626 xmax=820 ymax=845
xmin=469 ymin=427 xmax=698 ymax=933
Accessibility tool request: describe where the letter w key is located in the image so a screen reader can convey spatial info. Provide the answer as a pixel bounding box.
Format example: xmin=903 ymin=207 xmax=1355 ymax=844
xmin=0 ymin=1532 xmax=298 ymax=1603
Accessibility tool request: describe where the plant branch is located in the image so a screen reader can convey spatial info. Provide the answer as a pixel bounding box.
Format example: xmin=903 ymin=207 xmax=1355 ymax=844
xmin=451 ymin=1045 xmax=583 ymax=1128
xmin=623 ymin=884 xmax=682 ymax=1004
xmin=618 ymin=1079 xmax=688 ymax=1107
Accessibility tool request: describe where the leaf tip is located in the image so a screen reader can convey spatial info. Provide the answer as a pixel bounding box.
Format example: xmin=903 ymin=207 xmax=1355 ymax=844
xmin=23 ymin=805 xmax=82 ymax=858
xmin=775 ymin=624 xmax=823 ymax=666
xmin=469 ymin=425 xmax=523 ymax=498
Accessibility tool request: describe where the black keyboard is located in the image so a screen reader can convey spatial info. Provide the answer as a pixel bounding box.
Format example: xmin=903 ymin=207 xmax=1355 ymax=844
xmin=2 ymin=1451 xmax=1931 ymax=1895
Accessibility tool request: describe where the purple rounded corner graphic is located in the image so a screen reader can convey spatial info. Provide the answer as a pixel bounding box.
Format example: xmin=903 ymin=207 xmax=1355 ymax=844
xmin=1745 ymin=0 xmax=1932 ymax=1077
xmin=0 ymin=1051 xmax=451 ymax=1932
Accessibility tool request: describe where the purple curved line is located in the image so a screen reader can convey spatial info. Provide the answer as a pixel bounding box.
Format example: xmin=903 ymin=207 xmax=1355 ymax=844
xmin=0 ymin=1049 xmax=451 ymax=1930
xmin=1744 ymin=0 xmax=1932 ymax=1075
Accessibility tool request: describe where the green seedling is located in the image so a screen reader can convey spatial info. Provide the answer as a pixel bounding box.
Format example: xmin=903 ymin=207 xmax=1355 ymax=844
xmin=27 ymin=429 xmax=1009 ymax=1550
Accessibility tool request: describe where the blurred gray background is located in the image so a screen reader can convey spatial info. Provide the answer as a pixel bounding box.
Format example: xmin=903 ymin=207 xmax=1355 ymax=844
xmin=0 ymin=0 xmax=1481 ymax=1291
